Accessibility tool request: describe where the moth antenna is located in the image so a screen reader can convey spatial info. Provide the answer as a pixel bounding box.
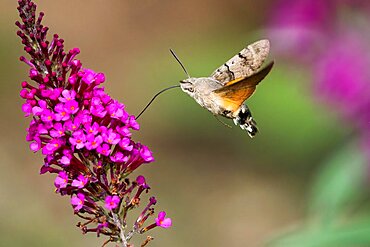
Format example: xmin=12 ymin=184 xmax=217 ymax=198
xmin=214 ymin=115 xmax=232 ymax=129
xmin=135 ymin=85 xmax=181 ymax=120
xmin=170 ymin=49 xmax=191 ymax=79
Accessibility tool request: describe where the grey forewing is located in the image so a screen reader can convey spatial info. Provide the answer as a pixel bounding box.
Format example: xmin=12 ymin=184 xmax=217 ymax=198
xmin=210 ymin=39 xmax=270 ymax=85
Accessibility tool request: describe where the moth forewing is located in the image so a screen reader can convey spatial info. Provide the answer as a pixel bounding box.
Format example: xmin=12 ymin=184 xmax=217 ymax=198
xmin=213 ymin=61 xmax=274 ymax=94
xmin=211 ymin=39 xmax=270 ymax=85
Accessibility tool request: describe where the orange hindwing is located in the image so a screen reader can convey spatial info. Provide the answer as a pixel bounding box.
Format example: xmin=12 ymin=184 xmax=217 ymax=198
xmin=212 ymin=61 xmax=274 ymax=112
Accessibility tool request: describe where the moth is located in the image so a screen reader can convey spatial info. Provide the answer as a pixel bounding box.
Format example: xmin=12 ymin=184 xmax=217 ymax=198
xmin=179 ymin=39 xmax=274 ymax=138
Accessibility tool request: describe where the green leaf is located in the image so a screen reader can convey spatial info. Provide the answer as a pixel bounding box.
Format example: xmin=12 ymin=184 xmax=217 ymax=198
xmin=267 ymin=217 xmax=370 ymax=247
xmin=309 ymin=142 xmax=367 ymax=224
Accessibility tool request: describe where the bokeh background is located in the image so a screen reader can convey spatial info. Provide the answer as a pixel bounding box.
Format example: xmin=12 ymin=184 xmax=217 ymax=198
xmin=1 ymin=0 xmax=370 ymax=246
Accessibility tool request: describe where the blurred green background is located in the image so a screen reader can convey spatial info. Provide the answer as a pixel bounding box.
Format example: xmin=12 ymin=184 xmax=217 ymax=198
xmin=1 ymin=0 xmax=369 ymax=246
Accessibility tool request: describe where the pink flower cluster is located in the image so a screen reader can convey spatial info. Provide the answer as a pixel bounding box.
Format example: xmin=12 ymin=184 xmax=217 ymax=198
xmin=21 ymin=67 xmax=153 ymax=176
xmin=16 ymin=0 xmax=171 ymax=245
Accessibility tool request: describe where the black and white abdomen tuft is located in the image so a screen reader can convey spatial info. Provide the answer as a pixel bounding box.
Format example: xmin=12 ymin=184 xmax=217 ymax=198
xmin=233 ymin=104 xmax=258 ymax=138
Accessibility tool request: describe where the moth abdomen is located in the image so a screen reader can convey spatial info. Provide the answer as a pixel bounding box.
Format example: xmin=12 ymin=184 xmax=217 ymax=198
xmin=233 ymin=104 xmax=258 ymax=138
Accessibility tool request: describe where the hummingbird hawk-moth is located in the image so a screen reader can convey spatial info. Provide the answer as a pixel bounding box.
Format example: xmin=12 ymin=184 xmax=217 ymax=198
xmin=179 ymin=39 xmax=274 ymax=138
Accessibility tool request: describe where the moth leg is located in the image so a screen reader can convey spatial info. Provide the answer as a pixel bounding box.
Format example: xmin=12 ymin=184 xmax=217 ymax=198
xmin=213 ymin=115 xmax=232 ymax=128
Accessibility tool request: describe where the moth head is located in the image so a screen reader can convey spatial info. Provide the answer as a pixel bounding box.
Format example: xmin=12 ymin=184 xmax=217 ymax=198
xmin=180 ymin=78 xmax=197 ymax=96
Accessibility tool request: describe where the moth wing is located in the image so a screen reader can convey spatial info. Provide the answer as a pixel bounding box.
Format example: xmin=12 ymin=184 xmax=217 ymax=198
xmin=212 ymin=61 xmax=274 ymax=112
xmin=211 ymin=39 xmax=270 ymax=85
xmin=213 ymin=86 xmax=257 ymax=113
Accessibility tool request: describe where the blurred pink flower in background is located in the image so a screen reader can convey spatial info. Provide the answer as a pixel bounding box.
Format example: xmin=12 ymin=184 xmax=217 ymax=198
xmin=268 ymin=0 xmax=334 ymax=60
xmin=268 ymin=0 xmax=370 ymax=129
xmin=268 ymin=0 xmax=370 ymax=166
xmin=268 ymin=0 xmax=370 ymax=62
xmin=315 ymin=29 xmax=370 ymax=128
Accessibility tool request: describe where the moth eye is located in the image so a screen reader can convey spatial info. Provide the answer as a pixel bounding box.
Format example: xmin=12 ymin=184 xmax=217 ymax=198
xmin=187 ymin=88 xmax=194 ymax=93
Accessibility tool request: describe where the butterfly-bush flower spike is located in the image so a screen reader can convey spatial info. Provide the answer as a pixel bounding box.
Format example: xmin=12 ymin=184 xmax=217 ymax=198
xmin=17 ymin=0 xmax=171 ymax=245
xmin=155 ymin=211 xmax=172 ymax=228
